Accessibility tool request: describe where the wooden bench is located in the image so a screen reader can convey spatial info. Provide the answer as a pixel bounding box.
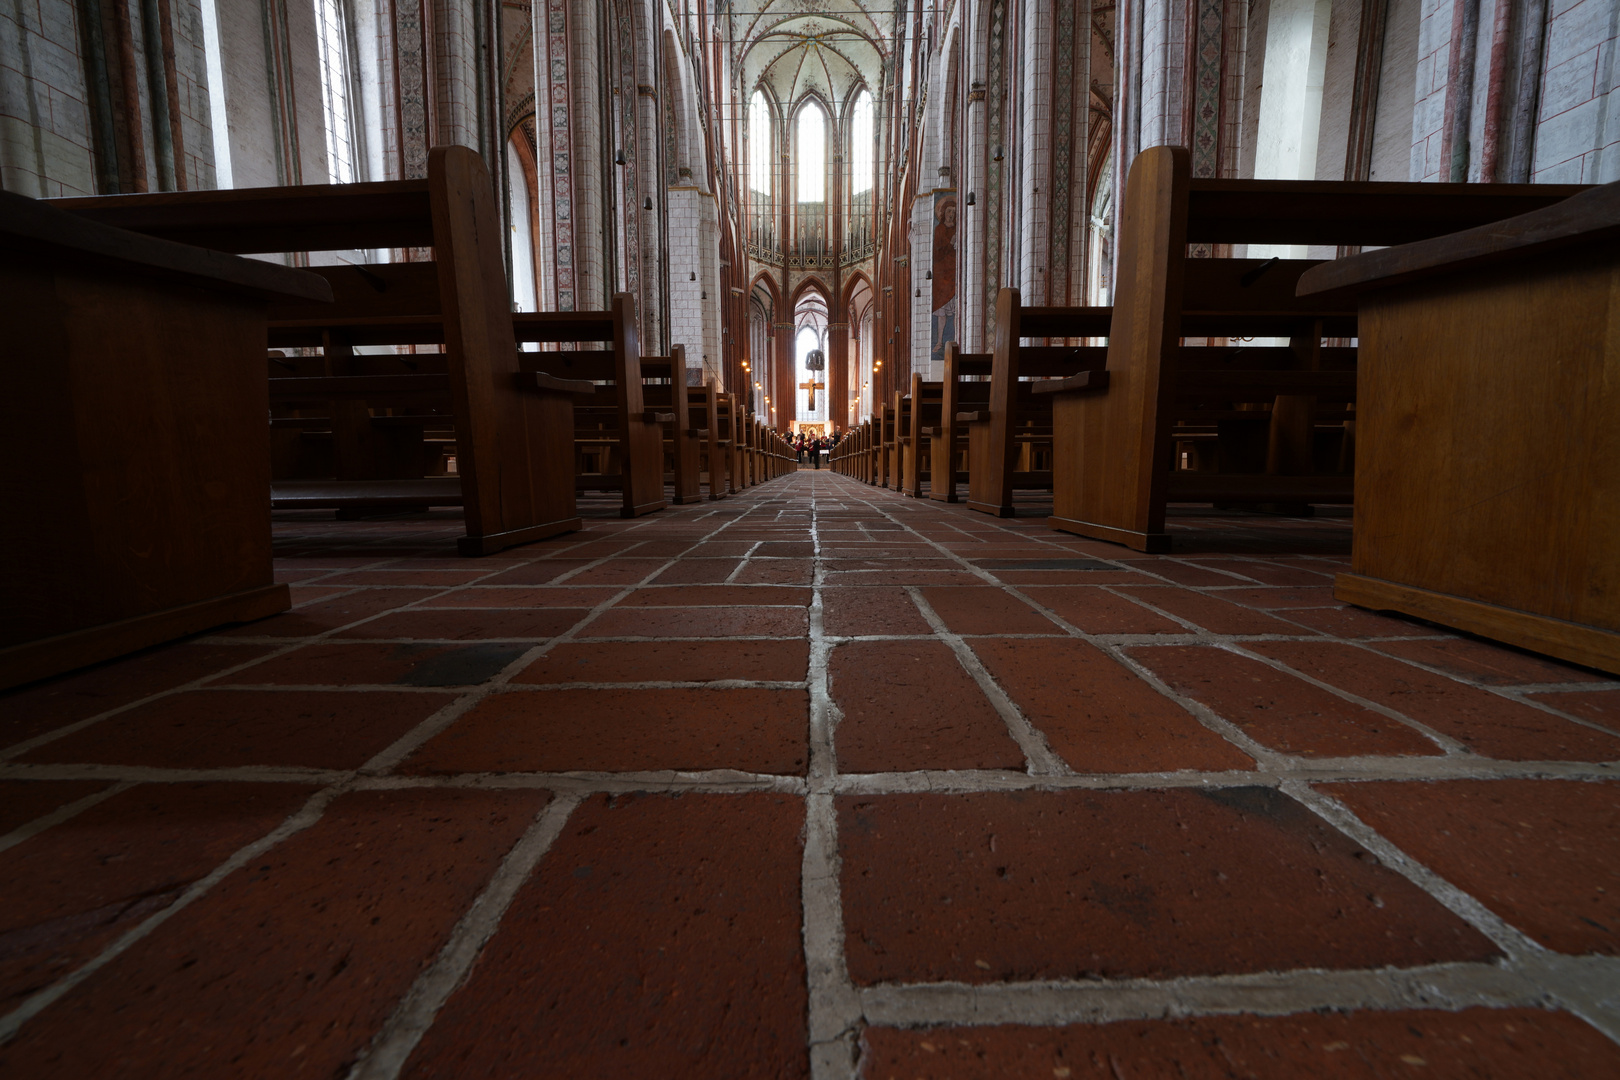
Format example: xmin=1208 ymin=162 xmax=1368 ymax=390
xmin=512 ymin=300 xmax=665 ymax=518
xmin=961 ymin=302 xmax=1112 ymax=516
xmin=924 ymin=343 xmax=991 ymax=503
xmin=1044 ymin=144 xmax=1588 ymax=552
xmin=53 ymin=146 xmax=591 ymax=555
xmin=1 ymin=189 xmax=330 ymax=689
xmin=1298 ymin=177 xmax=1620 ymax=674
xmin=685 ymin=379 xmax=731 ymax=499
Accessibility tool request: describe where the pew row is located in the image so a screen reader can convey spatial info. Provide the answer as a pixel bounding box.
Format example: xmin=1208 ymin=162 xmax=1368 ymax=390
xmin=1 ymin=190 xmax=330 ymax=690
xmin=1043 ymin=144 xmax=1588 ymax=551
xmin=1299 ymin=177 xmax=1620 ymax=675
xmin=54 ymin=146 xmax=587 ymax=555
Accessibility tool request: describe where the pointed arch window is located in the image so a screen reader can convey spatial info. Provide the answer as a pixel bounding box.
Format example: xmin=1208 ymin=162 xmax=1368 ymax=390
xmin=796 ymin=102 xmax=825 ymax=203
xmin=850 ymin=91 xmax=873 ymax=196
xmin=847 ymin=90 xmax=874 ymax=251
xmin=749 ymin=91 xmax=772 ymax=197
xmin=314 ymin=0 xmax=360 ymax=183
xmin=748 ymin=91 xmax=776 ymax=254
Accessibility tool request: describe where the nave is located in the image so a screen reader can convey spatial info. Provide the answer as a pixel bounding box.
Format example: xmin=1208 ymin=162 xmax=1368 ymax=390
xmin=2 ymin=471 xmax=1618 ymax=1076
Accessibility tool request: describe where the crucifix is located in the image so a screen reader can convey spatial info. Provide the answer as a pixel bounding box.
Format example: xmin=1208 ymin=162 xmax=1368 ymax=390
xmin=798 ymin=376 xmax=826 ymax=410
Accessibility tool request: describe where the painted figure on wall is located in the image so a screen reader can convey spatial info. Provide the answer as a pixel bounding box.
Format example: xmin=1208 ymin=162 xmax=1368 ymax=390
xmin=930 ymin=192 xmax=958 ymax=369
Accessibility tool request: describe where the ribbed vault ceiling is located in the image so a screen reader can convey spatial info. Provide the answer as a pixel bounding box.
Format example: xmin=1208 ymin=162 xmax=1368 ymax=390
xmin=733 ymin=2 xmax=891 ymax=113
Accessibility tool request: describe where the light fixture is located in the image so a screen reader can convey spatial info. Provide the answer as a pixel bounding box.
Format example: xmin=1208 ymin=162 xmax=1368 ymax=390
xmin=966 ymin=191 xmax=975 ymax=205
xmin=644 ymin=197 xmax=653 ymax=210
xmin=614 ymin=149 xmax=626 ymax=165
xmin=701 ymin=291 xmax=707 ymax=299
xmin=914 ymin=288 xmax=920 ymax=297
xmin=992 ymin=145 xmax=1004 ymax=163
xmin=690 ymin=272 xmax=697 ymax=281
xmin=924 ymin=270 xmax=932 ymax=280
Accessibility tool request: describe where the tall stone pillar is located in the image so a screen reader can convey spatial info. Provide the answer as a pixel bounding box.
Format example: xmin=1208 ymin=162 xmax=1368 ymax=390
xmin=827 ymin=320 xmax=849 ymax=433
xmin=773 ymin=320 xmax=796 ymax=430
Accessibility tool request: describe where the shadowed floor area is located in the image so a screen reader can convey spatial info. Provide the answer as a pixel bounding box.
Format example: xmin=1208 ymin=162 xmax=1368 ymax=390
xmin=2 ymin=471 xmax=1618 ymax=1077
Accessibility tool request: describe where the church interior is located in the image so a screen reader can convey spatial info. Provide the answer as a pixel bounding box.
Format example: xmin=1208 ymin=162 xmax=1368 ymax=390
xmin=1 ymin=0 xmax=1619 ymax=1074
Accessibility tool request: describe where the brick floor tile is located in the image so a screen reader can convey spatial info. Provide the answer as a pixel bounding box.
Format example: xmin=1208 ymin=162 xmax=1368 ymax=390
xmin=1119 ymin=586 xmax=1304 ymax=635
xmin=1197 ymin=559 xmax=1338 ymax=587
xmin=220 ymin=587 xmax=437 ymax=637
xmin=517 ymin=640 xmax=808 ymax=684
xmin=919 ymin=587 xmax=1061 ymax=636
xmin=985 ymin=570 xmax=1154 ymax=585
xmin=1 ymin=643 xmax=273 ymax=747
xmin=401 ymin=793 xmax=807 ymax=1079
xmin=755 ymin=541 xmax=815 ymax=557
xmin=219 ymin=642 xmax=526 ymax=686
xmin=581 ymin=607 xmax=808 ymax=639
xmin=1128 ymin=559 xmax=1255 ymax=587
xmin=826 ymin=558 xmax=963 ymax=573
xmin=478 ymin=560 xmax=594 ymax=586
xmin=1531 ymin=689 xmax=1620 ymax=727
xmin=650 ymin=558 xmax=742 ymax=583
xmin=837 ymin=789 xmax=1496 ymax=984
xmin=971 ymin=639 xmax=1253 ymax=773
xmin=831 ymin=642 xmax=1023 ymax=772
xmin=0 ymin=789 xmax=546 ymax=1078
xmin=682 ymin=541 xmax=759 ymax=557
xmin=322 ymin=569 xmax=488 ymax=586
xmin=20 ymin=689 xmax=452 ymax=770
xmin=733 ymin=560 xmax=816 ymax=584
xmin=825 ymin=570 xmax=987 ymax=586
xmin=401 ymin=688 xmax=809 ymax=774
xmin=1275 ymin=604 xmax=1436 ymax=638
xmin=287 ymin=585 xmax=350 ymax=604
xmin=1324 ymin=779 xmax=1620 ymax=955
xmin=1252 ymin=641 xmax=1620 ymax=761
xmin=418 ymin=585 xmax=616 ymax=608
xmin=0 ymin=780 xmax=113 ymax=835
xmin=822 ymin=587 xmax=931 ymax=635
xmin=1214 ymin=586 xmax=1342 ymax=609
xmin=859 ymin=1009 xmax=1620 ymax=1078
xmin=1020 ymin=588 xmax=1186 ymax=635
xmin=629 ymin=539 xmax=699 ymax=557
xmin=1129 ymin=645 xmax=1442 ymax=758
xmin=335 ymin=608 xmax=587 ymax=640
xmin=1371 ymin=637 xmax=1612 ymax=686
xmin=0 ymin=782 xmax=314 ymax=1008
xmin=561 ymin=558 xmax=671 ymax=586
xmin=616 ymin=585 xmax=811 ymax=607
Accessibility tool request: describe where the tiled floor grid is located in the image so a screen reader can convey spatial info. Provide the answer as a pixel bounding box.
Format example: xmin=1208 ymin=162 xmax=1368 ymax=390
xmin=3 ymin=471 xmax=1619 ymax=1077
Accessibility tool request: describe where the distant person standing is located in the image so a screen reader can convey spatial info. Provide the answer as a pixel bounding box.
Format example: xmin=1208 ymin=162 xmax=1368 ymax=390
xmin=812 ymin=436 xmax=824 ymax=468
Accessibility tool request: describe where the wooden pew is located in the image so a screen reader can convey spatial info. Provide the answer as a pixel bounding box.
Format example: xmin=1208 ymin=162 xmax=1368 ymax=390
xmin=511 ymin=296 xmax=666 ymax=518
xmin=958 ymin=304 xmax=1112 ymax=517
xmin=687 ymin=379 xmax=730 ymax=499
xmin=924 ymin=343 xmax=990 ymax=503
xmin=1044 ymin=144 xmax=1588 ymax=552
xmin=1 ymin=189 xmax=330 ymax=689
xmin=53 ymin=146 xmax=590 ymax=555
xmin=897 ymin=372 xmax=942 ymax=497
xmin=1298 ymin=178 xmax=1620 ymax=674
xmin=640 ymin=345 xmax=702 ymax=505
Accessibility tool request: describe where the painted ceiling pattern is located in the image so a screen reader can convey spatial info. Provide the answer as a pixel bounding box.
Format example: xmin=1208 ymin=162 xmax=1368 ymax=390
xmin=730 ymin=1 xmax=892 ymax=112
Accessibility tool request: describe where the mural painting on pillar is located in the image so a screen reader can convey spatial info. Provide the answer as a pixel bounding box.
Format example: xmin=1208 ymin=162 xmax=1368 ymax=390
xmin=930 ymin=191 xmax=958 ymax=369
xmin=1191 ymin=0 xmax=1225 ymax=178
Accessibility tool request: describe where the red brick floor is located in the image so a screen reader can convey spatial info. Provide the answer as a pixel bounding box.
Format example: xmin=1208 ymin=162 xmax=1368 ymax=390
xmin=2 ymin=474 xmax=1618 ymax=1078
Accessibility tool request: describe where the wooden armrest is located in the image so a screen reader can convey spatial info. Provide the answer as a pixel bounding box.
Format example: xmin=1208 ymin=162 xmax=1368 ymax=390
xmin=687 ymin=428 xmax=709 ymax=438
xmin=644 ymin=410 xmax=676 ymax=423
xmin=956 ymin=410 xmax=987 ymax=423
xmin=1031 ymin=370 xmax=1111 ymax=395
xmin=514 ymin=371 xmax=597 ymax=395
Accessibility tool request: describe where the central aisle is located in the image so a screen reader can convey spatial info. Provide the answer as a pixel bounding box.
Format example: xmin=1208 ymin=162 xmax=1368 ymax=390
xmin=2 ymin=471 xmax=1618 ymax=1078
